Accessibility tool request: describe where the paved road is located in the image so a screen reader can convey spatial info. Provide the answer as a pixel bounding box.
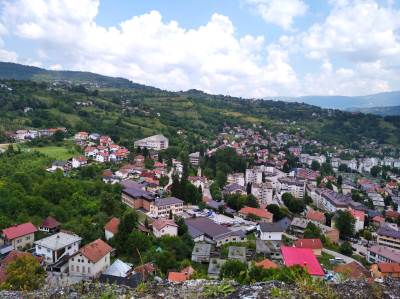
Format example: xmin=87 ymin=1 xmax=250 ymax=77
xmin=165 ymin=167 xmax=174 ymax=189
xmin=322 ymin=248 xmax=362 ymax=265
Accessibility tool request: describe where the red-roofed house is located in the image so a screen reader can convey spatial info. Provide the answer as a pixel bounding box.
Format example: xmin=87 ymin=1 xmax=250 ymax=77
xmin=168 ymin=266 xmax=195 ymax=283
xmin=104 ymin=217 xmax=120 ymax=240
xmin=152 ymin=219 xmax=178 ymax=238
xmin=1 ymin=222 xmax=37 ymax=250
xmin=371 ymin=263 xmax=400 ymax=278
xmin=72 ymin=156 xmax=88 ymax=168
xmin=38 ymin=216 xmax=60 ymax=233
xmin=306 ymin=209 xmax=326 ymax=224
xmin=373 ymin=216 xmax=385 ymax=227
xmin=69 ymin=239 xmax=113 ymax=278
xmin=294 ymin=238 xmax=323 ymax=256
xmin=255 ymin=259 xmax=279 ymax=270
xmin=238 ymin=206 xmax=273 ymax=223
xmin=281 ymin=246 xmax=324 ymax=277
xmin=349 ymin=209 xmax=365 ymax=232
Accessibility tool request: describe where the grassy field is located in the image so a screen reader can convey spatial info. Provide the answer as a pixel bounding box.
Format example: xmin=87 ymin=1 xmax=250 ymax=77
xmin=26 ymin=146 xmax=78 ymax=160
xmin=318 ymin=252 xmax=335 ymax=270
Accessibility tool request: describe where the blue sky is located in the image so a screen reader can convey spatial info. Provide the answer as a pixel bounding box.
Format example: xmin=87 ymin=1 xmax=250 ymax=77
xmin=0 ymin=0 xmax=400 ymax=97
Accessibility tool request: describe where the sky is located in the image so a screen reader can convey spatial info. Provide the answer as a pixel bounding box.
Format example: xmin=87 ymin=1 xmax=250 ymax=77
xmin=0 ymin=0 xmax=400 ymax=98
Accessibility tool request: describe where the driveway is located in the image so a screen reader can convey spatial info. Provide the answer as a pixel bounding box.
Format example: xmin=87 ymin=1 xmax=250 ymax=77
xmin=322 ymin=248 xmax=362 ymax=265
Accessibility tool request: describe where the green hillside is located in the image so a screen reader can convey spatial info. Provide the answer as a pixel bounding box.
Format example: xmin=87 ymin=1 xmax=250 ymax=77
xmin=0 ymin=63 xmax=399 ymax=148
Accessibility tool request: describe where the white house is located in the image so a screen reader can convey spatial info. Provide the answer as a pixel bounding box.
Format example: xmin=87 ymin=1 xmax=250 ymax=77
xmin=152 ymin=219 xmax=178 ymax=238
xmin=256 ymin=223 xmax=284 ymax=241
xmin=104 ymin=217 xmax=120 ymax=240
xmin=34 ymin=231 xmax=82 ymax=264
xmin=71 ymin=156 xmax=87 ymax=168
xmin=69 ymin=239 xmax=113 ymax=278
xmin=134 ymin=134 xmax=169 ymax=150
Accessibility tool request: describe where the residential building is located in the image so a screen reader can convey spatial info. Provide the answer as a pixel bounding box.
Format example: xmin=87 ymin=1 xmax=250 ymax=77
xmin=1 ymin=222 xmax=37 ymax=251
xmin=34 ymin=231 xmax=82 ymax=264
xmin=99 ymin=259 xmax=141 ymax=288
xmin=238 ymin=206 xmax=273 ymax=223
xmin=349 ymin=209 xmax=365 ymax=232
xmin=246 ymin=168 xmax=262 ymax=185
xmin=222 ymin=183 xmax=246 ymax=197
xmin=149 ymin=197 xmax=184 ymax=218
xmin=276 ymin=177 xmax=305 ymax=199
xmin=228 ymin=246 xmax=247 ymax=262
xmin=251 ymin=182 xmax=273 ymax=206
xmin=255 ymin=258 xmax=279 ymax=270
xmin=281 ymin=246 xmax=324 ymax=277
xmin=71 ymin=156 xmax=87 ymax=168
xmin=377 ymin=224 xmax=400 ymax=251
xmin=121 ymin=187 xmax=155 ymax=210
xmin=152 ymin=219 xmax=178 ymax=238
xmin=104 ymin=217 xmax=120 ymax=240
xmin=311 ymin=188 xmax=353 ymax=213
xmin=191 ymin=243 xmax=212 ymax=263
xmin=306 ymin=209 xmax=326 ymax=224
xmin=189 ymin=152 xmax=200 ymax=166
xmin=185 ymin=217 xmax=246 ymax=247
xmin=227 ymin=173 xmax=245 ymax=187
xmin=207 ymin=258 xmax=226 ymax=279
xmin=256 ymin=222 xmax=285 ymax=241
xmin=290 ymin=218 xmax=339 ymax=244
xmin=368 ymin=245 xmax=400 ymax=264
xmin=134 ymin=134 xmax=169 ymax=151
xmin=294 ymin=238 xmax=323 ymax=256
xmin=371 ymin=263 xmax=400 ymax=278
xmin=38 ymin=216 xmax=60 ymax=234
xmin=69 ymin=239 xmax=113 ymax=278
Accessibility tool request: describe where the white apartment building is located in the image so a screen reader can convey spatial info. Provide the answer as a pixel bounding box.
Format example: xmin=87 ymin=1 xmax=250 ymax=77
xmin=227 ymin=173 xmax=245 ymax=187
xmin=246 ymin=168 xmax=263 ymax=185
xmin=35 ymin=232 xmax=82 ymax=264
xmin=134 ymin=134 xmax=169 ymax=150
xmin=251 ymin=182 xmax=273 ymax=206
xmin=276 ymin=177 xmax=305 ymax=199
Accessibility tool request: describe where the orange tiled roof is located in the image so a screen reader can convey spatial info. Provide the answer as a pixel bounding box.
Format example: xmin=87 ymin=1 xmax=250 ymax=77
xmin=104 ymin=217 xmax=120 ymax=235
xmin=80 ymin=239 xmax=113 ymax=263
xmin=255 ymin=259 xmax=279 ymax=269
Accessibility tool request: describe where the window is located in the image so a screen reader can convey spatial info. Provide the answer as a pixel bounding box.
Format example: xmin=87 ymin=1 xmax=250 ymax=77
xmin=88 ymin=267 xmax=91 ymax=274
xmin=82 ymin=266 xmax=85 ymax=273
xmin=25 ymin=236 xmax=30 ymax=240
xmin=76 ymin=266 xmax=80 ymax=272
xmin=68 ymin=246 xmax=71 ymax=249
xmin=38 ymin=246 xmax=42 ymax=250
xmin=71 ymin=265 xmax=74 ymax=272
xmin=17 ymin=239 xmax=22 ymax=244
xmin=47 ymin=249 xmax=50 ymax=253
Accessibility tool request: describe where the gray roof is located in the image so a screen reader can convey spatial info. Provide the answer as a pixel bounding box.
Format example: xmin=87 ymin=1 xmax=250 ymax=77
xmin=377 ymin=224 xmax=400 ymax=239
xmin=223 ymin=183 xmax=245 ymax=194
xmin=185 ymin=217 xmax=231 ymax=240
xmin=258 ymin=222 xmax=285 ymax=233
xmin=192 ymin=243 xmax=211 ymax=256
xmin=256 ymin=239 xmax=271 ymax=254
xmin=121 ymin=180 xmax=146 ymax=190
xmin=276 ymin=217 xmax=292 ymax=231
xmin=122 ymin=188 xmax=154 ymax=201
xmin=34 ymin=232 xmax=81 ymax=251
xmin=103 ymin=259 xmax=133 ymax=277
xmin=228 ymin=246 xmax=246 ymax=260
xmin=154 ymin=197 xmax=183 ymax=207
xmin=207 ymin=200 xmax=225 ymax=210
xmin=369 ymin=245 xmax=400 ymax=263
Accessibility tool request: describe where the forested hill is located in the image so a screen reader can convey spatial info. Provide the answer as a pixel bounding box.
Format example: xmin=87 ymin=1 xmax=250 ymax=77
xmin=0 ymin=63 xmax=399 ymax=147
xmin=0 ymin=62 xmax=158 ymax=91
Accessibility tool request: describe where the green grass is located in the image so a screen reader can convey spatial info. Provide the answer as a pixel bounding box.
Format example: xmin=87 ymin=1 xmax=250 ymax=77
xmin=26 ymin=146 xmax=78 ymax=160
xmin=318 ymin=252 xmax=335 ymax=270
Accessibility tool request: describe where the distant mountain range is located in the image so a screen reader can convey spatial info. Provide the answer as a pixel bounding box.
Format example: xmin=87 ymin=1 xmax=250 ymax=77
xmin=1 ymin=61 xmax=399 ymax=114
xmin=346 ymin=105 xmax=400 ymax=116
xmin=0 ymin=62 xmax=159 ymax=91
xmin=266 ymin=92 xmax=400 ymax=112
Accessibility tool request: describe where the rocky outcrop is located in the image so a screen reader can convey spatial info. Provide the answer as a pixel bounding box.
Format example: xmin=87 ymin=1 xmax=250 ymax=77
xmin=0 ymin=278 xmax=400 ymax=298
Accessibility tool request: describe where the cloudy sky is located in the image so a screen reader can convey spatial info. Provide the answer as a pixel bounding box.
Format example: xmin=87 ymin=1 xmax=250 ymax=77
xmin=0 ymin=0 xmax=400 ymax=97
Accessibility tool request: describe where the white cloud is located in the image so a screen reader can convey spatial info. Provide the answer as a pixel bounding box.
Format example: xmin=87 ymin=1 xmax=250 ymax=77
xmin=0 ymin=0 xmax=299 ymax=97
xmin=244 ymin=0 xmax=308 ymax=30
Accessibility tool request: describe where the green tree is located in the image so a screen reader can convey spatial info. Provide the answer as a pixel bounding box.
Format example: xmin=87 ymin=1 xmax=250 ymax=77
xmin=219 ymin=259 xmax=248 ymax=280
xmin=334 ymin=210 xmax=355 ymax=239
xmin=370 ymin=166 xmax=381 ymax=178
xmin=339 ymin=241 xmax=353 ymax=256
xmin=304 ymin=222 xmax=323 ymax=240
xmin=282 ymin=193 xmax=305 ymax=214
xmin=2 ymin=255 xmax=46 ymax=291
xmin=311 ymin=160 xmax=321 ymax=171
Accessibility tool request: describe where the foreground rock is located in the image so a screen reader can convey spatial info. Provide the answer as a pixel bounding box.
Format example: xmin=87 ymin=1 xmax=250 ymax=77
xmin=0 ymin=278 xmax=400 ymax=298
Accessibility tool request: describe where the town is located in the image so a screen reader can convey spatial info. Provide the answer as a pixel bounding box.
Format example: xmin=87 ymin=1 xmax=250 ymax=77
xmin=1 ymin=120 xmax=400 ymax=296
